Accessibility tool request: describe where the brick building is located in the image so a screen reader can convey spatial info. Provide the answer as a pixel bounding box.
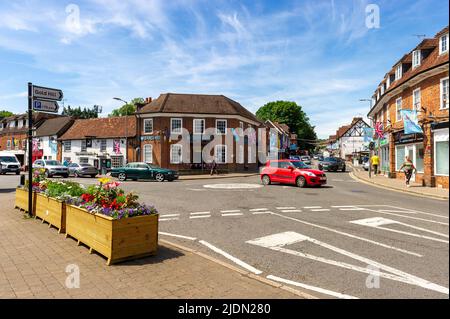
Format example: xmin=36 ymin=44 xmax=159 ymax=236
xmin=136 ymin=93 xmax=264 ymax=173
xmin=368 ymin=26 xmax=449 ymax=188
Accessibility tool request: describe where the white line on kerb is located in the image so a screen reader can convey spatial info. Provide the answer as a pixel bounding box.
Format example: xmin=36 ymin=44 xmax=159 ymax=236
xmin=221 ymin=213 xmax=244 ymax=217
xmin=189 ymin=215 xmax=211 ymax=219
xmin=249 ymin=208 xmax=269 ymax=212
xmin=220 ymin=210 xmax=241 ymax=213
xmin=160 ymin=214 xmax=180 ymax=218
xmin=160 ymin=218 xmax=179 ymax=221
xmin=266 ymin=275 xmax=358 ymax=299
xmin=158 ymin=232 xmax=197 ymax=241
xmin=276 ymin=207 xmax=296 ymax=210
xmin=191 ymin=211 xmax=211 ymax=215
xmin=281 ymin=210 xmax=302 ymax=213
xmin=199 ymin=240 xmax=262 ymax=275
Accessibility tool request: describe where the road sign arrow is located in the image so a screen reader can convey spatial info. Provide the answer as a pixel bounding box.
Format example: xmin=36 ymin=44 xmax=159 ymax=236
xmin=32 ymin=85 xmax=63 ymax=101
xmin=33 ymin=99 xmax=59 ymax=113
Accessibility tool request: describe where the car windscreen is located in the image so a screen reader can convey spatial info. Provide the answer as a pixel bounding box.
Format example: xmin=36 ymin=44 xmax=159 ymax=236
xmin=0 ymin=156 xmax=18 ymax=163
xmin=290 ymin=161 xmax=308 ymax=169
xmin=46 ymin=160 xmax=61 ymax=166
xmin=324 ymin=157 xmax=337 ymax=162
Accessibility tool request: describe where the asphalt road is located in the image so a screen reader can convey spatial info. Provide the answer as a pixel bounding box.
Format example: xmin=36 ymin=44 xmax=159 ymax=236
xmin=2 ymin=168 xmax=448 ymax=299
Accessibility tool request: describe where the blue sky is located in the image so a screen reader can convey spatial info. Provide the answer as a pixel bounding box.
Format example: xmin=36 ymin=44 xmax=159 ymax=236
xmin=0 ymin=0 xmax=448 ymax=138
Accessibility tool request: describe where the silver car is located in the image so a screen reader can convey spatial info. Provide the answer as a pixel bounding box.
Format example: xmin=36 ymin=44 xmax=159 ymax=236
xmin=33 ymin=159 xmax=69 ymax=178
xmin=68 ymin=163 xmax=99 ymax=178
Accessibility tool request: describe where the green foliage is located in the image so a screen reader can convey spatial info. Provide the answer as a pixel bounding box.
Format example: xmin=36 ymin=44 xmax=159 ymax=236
xmin=45 ymin=180 xmax=85 ymax=199
xmin=62 ymin=105 xmax=99 ymax=119
xmin=256 ymin=100 xmax=318 ymax=151
xmin=0 ymin=110 xmax=13 ymax=119
xmin=109 ymin=98 xmax=144 ymax=117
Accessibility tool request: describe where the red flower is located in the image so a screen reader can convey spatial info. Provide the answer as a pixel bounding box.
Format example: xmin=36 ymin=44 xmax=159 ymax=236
xmin=81 ymin=193 xmax=94 ymax=203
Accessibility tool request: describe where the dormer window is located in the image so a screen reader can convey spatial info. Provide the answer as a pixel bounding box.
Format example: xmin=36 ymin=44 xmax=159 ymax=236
xmin=386 ymin=76 xmax=391 ymax=89
xmin=412 ymin=50 xmax=421 ymax=68
xmin=439 ymin=33 xmax=448 ymax=54
xmin=395 ymin=64 xmax=402 ymax=80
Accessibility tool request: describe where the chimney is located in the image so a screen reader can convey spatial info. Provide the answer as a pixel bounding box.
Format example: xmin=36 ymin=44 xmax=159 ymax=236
xmin=145 ymin=97 xmax=152 ymax=104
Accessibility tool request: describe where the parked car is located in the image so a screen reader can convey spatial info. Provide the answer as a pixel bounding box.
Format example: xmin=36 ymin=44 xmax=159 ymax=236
xmin=68 ymin=163 xmax=99 ymax=178
xmin=363 ymin=161 xmax=370 ymax=171
xmin=32 ymin=159 xmax=69 ymax=178
xmin=318 ymin=157 xmax=346 ymax=172
xmin=111 ymin=162 xmax=179 ymax=182
xmin=300 ymin=155 xmax=311 ymax=165
xmin=260 ymin=160 xmax=327 ymax=188
xmin=0 ymin=152 xmax=21 ymax=175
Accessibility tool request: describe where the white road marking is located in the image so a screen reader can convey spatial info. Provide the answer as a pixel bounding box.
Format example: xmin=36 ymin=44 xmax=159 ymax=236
xmin=331 ymin=205 xmax=356 ymax=208
xmin=281 ymin=210 xmax=302 ymax=213
xmin=304 ymin=206 xmax=322 ymax=209
xmin=191 ymin=211 xmax=211 ymax=215
xmin=355 ymin=205 xmax=449 ymax=220
xmin=189 ymin=215 xmax=211 ymax=219
xmin=372 ymin=226 xmax=449 ymax=244
xmin=203 ymin=183 xmax=263 ymax=189
xmin=310 ymin=209 xmax=331 ymax=212
xmin=248 ymin=232 xmax=448 ymax=295
xmin=361 ymin=207 xmax=449 ymax=226
xmin=266 ymin=275 xmax=358 ymax=299
xmin=249 ymin=208 xmax=269 ymax=212
xmin=160 ymin=218 xmax=179 ymax=221
xmin=160 ymin=214 xmax=180 ymax=218
xmin=339 ymin=208 xmax=367 ymax=211
xmin=252 ymin=211 xmax=273 ymax=215
xmin=199 ymin=240 xmax=262 ymax=275
xmin=158 ymin=232 xmax=197 ymax=241
xmin=220 ymin=210 xmax=241 ymax=213
xmin=221 ymin=213 xmax=244 ymax=217
xmin=186 ymin=188 xmax=207 ymax=191
xmin=269 ymin=212 xmax=422 ymax=257
xmin=332 ymin=179 xmax=344 ymax=182
xmin=276 ymin=207 xmax=296 ymax=210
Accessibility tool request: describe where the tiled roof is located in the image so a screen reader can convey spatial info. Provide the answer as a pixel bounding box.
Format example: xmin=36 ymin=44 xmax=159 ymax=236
xmin=138 ymin=93 xmax=261 ymax=124
xmin=336 ymin=125 xmax=350 ymax=138
xmin=34 ymin=117 xmax=74 ymax=137
xmin=59 ymin=116 xmax=136 ymax=140
xmin=0 ymin=113 xmax=60 ymax=135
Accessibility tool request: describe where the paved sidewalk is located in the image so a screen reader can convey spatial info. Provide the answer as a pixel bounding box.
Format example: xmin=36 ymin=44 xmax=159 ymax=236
xmin=0 ymin=193 xmax=301 ymax=299
xmin=350 ymin=165 xmax=449 ymax=200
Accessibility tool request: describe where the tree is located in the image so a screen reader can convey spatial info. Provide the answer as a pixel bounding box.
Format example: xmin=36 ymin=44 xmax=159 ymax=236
xmin=0 ymin=110 xmax=13 ymax=119
xmin=62 ymin=105 xmax=98 ymax=119
xmin=109 ymin=98 xmax=144 ymax=117
xmin=256 ymin=101 xmax=318 ymax=151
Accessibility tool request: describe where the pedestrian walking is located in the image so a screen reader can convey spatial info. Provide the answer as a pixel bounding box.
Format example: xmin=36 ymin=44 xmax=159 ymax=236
xmin=370 ymin=153 xmax=380 ymax=175
xmin=210 ymin=159 xmax=218 ymax=176
xmin=399 ymin=156 xmax=417 ymax=187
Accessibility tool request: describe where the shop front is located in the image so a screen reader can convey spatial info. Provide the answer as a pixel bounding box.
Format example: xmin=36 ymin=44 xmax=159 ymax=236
xmin=378 ymin=136 xmax=390 ymax=175
xmin=432 ymin=122 xmax=449 ymax=188
xmin=393 ymin=132 xmax=424 ymax=184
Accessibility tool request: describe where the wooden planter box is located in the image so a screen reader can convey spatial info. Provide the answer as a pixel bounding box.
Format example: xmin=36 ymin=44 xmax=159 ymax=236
xmin=65 ymin=205 xmax=159 ymax=265
xmin=15 ymin=188 xmax=36 ymax=215
xmin=35 ymin=193 xmax=66 ymax=233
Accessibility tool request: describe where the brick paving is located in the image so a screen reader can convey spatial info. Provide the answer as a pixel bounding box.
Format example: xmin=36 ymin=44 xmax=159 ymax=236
xmin=350 ymin=165 xmax=449 ymax=200
xmin=0 ymin=193 xmax=299 ymax=299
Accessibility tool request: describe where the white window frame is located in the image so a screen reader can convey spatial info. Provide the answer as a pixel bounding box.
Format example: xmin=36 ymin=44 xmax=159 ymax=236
xmin=216 ymin=119 xmax=227 ymax=135
xmin=215 ymin=145 xmax=227 ymax=164
xmin=440 ymin=77 xmax=449 ymax=109
xmin=111 ymin=155 xmax=124 ymax=168
xmin=395 ymin=64 xmax=402 ymax=80
xmin=170 ymin=118 xmax=183 ymax=134
xmin=170 ymin=144 xmax=182 ymax=164
xmin=412 ymin=50 xmax=421 ymax=68
xmin=100 ymin=139 xmax=107 ymax=152
xmin=439 ymin=33 xmax=448 ymax=55
xmin=143 ymin=144 xmax=153 ymax=163
xmin=412 ymin=88 xmax=421 ymax=112
xmin=386 ymin=76 xmax=391 ymax=89
xmin=79 ymin=157 xmax=89 ymax=164
xmin=386 ymin=104 xmax=390 ymax=124
xmin=193 ymin=119 xmax=205 ymax=135
xmin=63 ymin=140 xmax=71 ymax=152
xmin=434 ymin=128 xmax=449 ymax=176
xmin=81 ymin=140 xmax=87 ymax=152
xmin=143 ymin=118 xmax=153 ymax=134
xmin=395 ymin=97 xmax=402 ymax=121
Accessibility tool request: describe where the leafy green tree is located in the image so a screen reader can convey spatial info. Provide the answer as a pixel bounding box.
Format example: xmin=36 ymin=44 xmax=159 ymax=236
xmin=256 ymin=101 xmax=318 ymax=151
xmin=109 ymin=98 xmax=144 ymax=117
xmin=62 ymin=105 xmax=98 ymax=119
xmin=0 ymin=110 xmax=13 ymax=119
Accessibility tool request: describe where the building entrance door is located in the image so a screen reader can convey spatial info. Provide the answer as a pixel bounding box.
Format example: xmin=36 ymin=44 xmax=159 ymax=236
xmin=405 ymin=145 xmax=416 ymax=182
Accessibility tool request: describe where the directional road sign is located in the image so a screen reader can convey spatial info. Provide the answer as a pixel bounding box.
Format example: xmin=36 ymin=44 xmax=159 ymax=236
xmin=33 ymin=99 xmax=59 ymax=113
xmin=32 ymin=85 xmax=63 ymax=101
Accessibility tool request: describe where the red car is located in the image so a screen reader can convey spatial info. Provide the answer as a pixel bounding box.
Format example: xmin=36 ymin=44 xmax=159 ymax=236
xmin=260 ymin=160 xmax=327 ymax=187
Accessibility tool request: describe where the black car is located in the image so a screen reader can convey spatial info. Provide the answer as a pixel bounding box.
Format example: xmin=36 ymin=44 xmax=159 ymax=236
xmin=318 ymin=157 xmax=346 ymax=172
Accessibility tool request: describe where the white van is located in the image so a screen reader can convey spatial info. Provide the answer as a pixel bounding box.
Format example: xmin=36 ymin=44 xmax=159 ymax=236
xmin=0 ymin=152 xmax=21 ymax=175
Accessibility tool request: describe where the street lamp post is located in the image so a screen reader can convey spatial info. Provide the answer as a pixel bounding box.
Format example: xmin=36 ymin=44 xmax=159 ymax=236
xmin=113 ymin=97 xmax=129 ymax=164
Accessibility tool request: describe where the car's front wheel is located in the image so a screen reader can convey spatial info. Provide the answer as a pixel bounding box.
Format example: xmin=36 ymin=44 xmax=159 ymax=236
xmin=155 ymin=173 xmax=165 ymax=182
xmin=341 ymin=166 xmax=346 ymax=172
xmin=118 ymin=172 xmax=127 ymax=181
xmin=261 ymin=175 xmax=271 ymax=185
xmin=296 ymin=176 xmax=307 ymax=188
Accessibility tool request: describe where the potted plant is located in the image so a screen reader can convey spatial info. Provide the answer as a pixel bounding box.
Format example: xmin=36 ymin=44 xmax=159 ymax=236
xmin=65 ymin=178 xmax=159 ymax=265
xmin=14 ymin=168 xmax=46 ymax=214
